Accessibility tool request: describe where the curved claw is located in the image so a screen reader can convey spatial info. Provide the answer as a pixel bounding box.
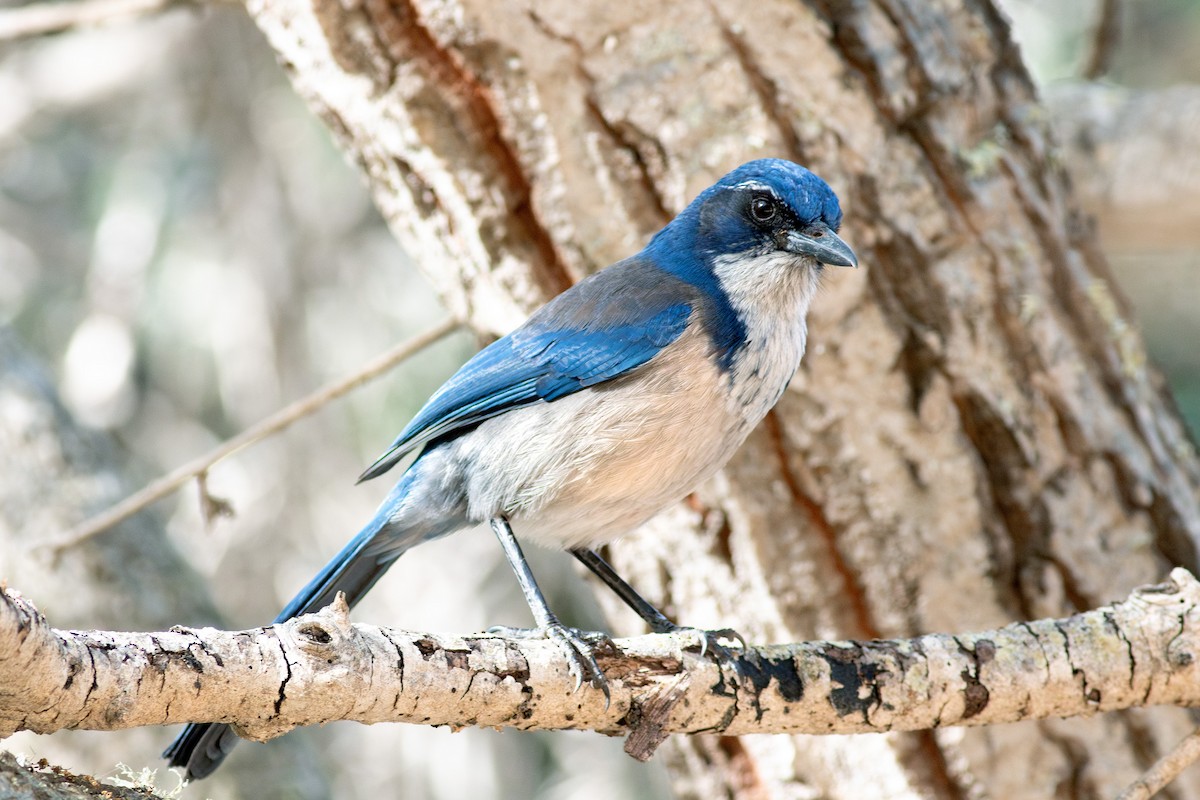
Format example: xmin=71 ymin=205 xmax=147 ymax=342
xmin=707 ymin=627 xmax=748 ymax=652
xmin=488 ymin=623 xmax=612 ymax=704
xmin=659 ymin=625 xmax=746 ymax=671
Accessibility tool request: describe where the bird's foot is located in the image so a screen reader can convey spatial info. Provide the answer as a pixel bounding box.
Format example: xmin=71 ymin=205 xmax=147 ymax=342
xmin=655 ymin=624 xmax=746 ymax=668
xmin=488 ymin=622 xmax=612 ymax=701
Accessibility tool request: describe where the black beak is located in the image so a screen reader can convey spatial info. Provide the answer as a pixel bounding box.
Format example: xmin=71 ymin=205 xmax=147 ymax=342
xmin=785 ymin=225 xmax=858 ymax=268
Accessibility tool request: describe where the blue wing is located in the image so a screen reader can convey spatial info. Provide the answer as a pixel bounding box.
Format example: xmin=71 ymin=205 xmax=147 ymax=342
xmin=358 ymin=258 xmax=696 ymax=482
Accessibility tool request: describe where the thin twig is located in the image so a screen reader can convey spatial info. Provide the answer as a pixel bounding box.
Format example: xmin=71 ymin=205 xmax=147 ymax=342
xmin=0 ymin=0 xmax=190 ymax=41
xmin=1083 ymin=0 xmax=1121 ymax=80
xmin=44 ymin=318 xmax=460 ymax=554
xmin=1116 ymin=727 xmax=1200 ymax=800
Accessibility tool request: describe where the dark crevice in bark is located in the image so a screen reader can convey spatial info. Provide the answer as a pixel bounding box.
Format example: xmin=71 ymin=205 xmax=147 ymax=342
xmin=712 ymin=9 xmax=809 ymax=165
xmin=1044 ymin=553 xmax=1093 ymax=615
xmin=362 ymin=0 xmax=575 ymax=296
xmin=899 ymin=116 xmax=987 ymax=236
xmin=710 ymin=507 xmax=735 ymax=567
xmin=896 ymin=329 xmax=939 ymax=414
xmin=811 ymin=0 xmax=931 ymax=127
xmin=581 ymin=95 xmax=674 ymax=229
xmin=715 ymin=735 xmax=768 ymax=800
xmin=951 ymin=389 xmax=1059 ymax=616
xmin=895 ymin=729 xmax=970 ymax=800
xmin=1043 ymin=392 xmax=1092 ymax=461
xmin=817 ymin=0 xmax=986 ymax=235
xmin=526 ymin=8 xmax=671 ymax=240
xmin=387 ymin=153 xmax=455 ymax=234
xmin=1148 ymin=489 xmax=1200 ymax=576
xmin=275 ymin=640 xmax=292 ymax=716
xmin=973 ymin=0 xmax=1041 ymax=96
xmin=998 ymin=156 xmax=1129 ymax=396
xmin=763 ymin=411 xmax=878 ymax=640
xmin=82 ymin=645 xmax=99 ymax=708
xmin=856 ymin=177 xmax=955 ymax=337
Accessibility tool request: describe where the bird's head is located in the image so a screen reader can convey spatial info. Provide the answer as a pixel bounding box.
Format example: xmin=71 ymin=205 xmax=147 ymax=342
xmin=645 ymin=159 xmax=856 ymax=305
xmin=688 ymin=158 xmax=856 ymax=270
xmin=643 ymin=159 xmax=856 ymax=356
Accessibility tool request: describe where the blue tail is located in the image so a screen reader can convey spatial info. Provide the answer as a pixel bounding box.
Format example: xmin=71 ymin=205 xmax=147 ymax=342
xmin=162 ymin=509 xmax=404 ymax=780
xmin=274 ymin=518 xmax=405 ymax=623
xmin=163 ymin=455 xmax=463 ymax=781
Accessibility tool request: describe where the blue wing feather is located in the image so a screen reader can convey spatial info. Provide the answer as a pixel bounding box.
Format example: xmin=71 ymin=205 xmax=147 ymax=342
xmin=358 ymin=258 xmax=696 ymax=482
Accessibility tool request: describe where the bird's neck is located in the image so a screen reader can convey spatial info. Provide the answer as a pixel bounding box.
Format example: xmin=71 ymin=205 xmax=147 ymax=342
xmin=710 ymin=251 xmax=819 ymax=421
xmin=645 ymin=224 xmax=748 ymax=371
xmin=644 ymin=220 xmax=819 ymax=382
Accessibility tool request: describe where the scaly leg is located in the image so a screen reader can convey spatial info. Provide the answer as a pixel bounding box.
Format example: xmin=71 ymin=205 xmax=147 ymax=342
xmin=489 ymin=517 xmax=610 ymax=699
xmin=571 ymin=547 xmax=746 ymax=657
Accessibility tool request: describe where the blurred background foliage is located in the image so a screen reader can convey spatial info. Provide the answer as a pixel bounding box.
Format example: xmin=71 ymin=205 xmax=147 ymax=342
xmin=1007 ymin=0 xmax=1200 ymax=428
xmin=0 ymin=1 xmax=1197 ymax=798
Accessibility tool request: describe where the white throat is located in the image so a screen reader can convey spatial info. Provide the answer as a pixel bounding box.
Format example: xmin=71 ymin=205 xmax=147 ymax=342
xmin=712 ymin=251 xmax=820 ymax=421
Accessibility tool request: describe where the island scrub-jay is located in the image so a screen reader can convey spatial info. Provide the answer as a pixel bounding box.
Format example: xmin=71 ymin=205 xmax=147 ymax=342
xmin=165 ymin=158 xmax=857 ymax=780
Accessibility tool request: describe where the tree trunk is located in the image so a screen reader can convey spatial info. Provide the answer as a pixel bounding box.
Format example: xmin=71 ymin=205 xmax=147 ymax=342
xmin=243 ymin=0 xmax=1200 ymax=797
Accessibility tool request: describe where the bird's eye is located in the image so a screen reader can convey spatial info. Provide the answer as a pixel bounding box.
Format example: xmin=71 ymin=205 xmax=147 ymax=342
xmin=749 ymin=195 xmax=777 ymax=223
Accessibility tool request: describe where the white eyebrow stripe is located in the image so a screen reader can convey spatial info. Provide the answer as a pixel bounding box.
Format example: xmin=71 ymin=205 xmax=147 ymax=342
xmin=730 ymin=180 xmax=782 ymax=196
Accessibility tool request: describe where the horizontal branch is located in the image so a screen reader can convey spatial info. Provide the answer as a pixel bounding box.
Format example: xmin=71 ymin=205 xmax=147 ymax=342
xmin=3 ymin=570 xmax=1200 ymax=754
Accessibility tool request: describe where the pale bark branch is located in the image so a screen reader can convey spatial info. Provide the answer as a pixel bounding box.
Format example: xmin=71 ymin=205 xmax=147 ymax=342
xmin=1117 ymin=727 xmax=1200 ymax=800
xmin=4 ymin=569 xmax=1200 ymax=752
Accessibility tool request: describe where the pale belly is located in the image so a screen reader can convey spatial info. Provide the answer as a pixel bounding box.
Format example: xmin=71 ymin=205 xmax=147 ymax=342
xmin=470 ymin=383 xmax=739 ymax=551
xmin=448 ymin=329 xmax=762 ymax=549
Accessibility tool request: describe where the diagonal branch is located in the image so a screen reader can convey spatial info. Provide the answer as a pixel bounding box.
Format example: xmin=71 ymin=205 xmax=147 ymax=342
xmin=1083 ymin=0 xmax=1122 ymax=80
xmin=1117 ymin=727 xmax=1200 ymax=800
xmin=0 ymin=0 xmax=195 ymax=41
xmin=42 ymin=318 xmax=459 ymax=555
xmin=4 ymin=569 xmax=1200 ymax=757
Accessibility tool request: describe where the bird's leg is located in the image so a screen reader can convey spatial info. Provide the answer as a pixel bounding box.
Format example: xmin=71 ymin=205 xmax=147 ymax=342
xmin=489 ymin=517 xmax=610 ymax=699
xmin=571 ymin=547 xmax=746 ymax=659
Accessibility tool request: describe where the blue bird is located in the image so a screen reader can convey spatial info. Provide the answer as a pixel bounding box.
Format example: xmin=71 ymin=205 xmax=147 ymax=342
xmin=164 ymin=158 xmax=857 ymax=780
